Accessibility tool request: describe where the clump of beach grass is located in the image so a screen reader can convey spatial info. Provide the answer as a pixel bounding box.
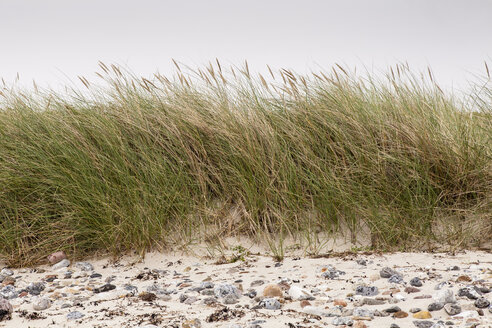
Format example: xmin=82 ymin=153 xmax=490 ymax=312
xmin=0 ymin=61 xmax=490 ymax=266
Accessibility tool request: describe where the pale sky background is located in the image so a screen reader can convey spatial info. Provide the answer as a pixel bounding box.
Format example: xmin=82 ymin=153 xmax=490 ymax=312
xmin=1 ymin=0 xmax=491 ymax=91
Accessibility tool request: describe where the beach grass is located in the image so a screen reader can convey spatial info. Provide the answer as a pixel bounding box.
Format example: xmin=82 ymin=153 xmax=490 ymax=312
xmin=0 ymin=62 xmax=490 ymax=266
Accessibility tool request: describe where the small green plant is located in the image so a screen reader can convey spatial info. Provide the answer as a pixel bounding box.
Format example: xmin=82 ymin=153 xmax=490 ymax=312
xmin=228 ymin=245 xmax=250 ymax=263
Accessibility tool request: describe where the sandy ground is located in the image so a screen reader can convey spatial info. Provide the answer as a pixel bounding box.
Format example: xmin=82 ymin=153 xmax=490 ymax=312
xmin=0 ymin=246 xmax=491 ymax=328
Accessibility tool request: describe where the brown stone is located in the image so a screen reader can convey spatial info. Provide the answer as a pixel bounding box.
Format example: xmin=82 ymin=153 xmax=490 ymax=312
xmin=413 ymin=311 xmax=432 ymax=319
xmin=334 ymin=299 xmax=347 ymax=307
xmin=393 ymin=311 xmax=409 ymax=318
xmin=1 ymin=276 xmax=15 ymax=286
xmin=405 ymin=286 xmax=420 ymax=293
xmin=456 ymin=275 xmax=472 ymax=282
xmin=139 ymin=292 xmax=157 ymax=302
xmin=263 ymin=284 xmax=283 ymax=297
xmin=300 ymin=300 xmax=311 ymax=308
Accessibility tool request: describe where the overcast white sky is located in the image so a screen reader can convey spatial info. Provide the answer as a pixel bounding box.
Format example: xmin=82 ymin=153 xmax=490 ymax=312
xmin=1 ymin=0 xmax=491 ymax=91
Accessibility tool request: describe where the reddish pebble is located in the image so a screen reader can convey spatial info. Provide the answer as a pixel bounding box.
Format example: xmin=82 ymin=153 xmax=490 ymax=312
xmin=334 ymin=299 xmax=347 ymax=307
xmin=300 ymin=300 xmax=311 ymax=308
xmin=47 ymin=251 xmax=67 ymax=264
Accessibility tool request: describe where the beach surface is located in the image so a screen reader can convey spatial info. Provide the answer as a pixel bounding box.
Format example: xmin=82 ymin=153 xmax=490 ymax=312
xmin=0 ymin=249 xmax=491 ymax=328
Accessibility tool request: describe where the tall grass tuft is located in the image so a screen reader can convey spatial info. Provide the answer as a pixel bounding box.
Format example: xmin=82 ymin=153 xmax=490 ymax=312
xmin=0 ymin=62 xmax=490 ymax=266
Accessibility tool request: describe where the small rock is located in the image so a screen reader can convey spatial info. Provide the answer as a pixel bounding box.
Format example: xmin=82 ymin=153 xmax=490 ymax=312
xmin=0 ymin=286 xmax=17 ymax=299
xmin=263 ymin=284 xmax=283 ymax=298
xmin=412 ymin=320 xmax=433 ymax=328
xmin=332 ymin=317 xmax=353 ymax=326
xmin=75 ymin=262 xmax=94 ymax=272
xmin=413 ymin=311 xmax=432 ymax=319
xmin=444 ymin=303 xmax=461 ymax=315
xmin=456 ymin=275 xmax=472 ymax=282
xmin=393 ymin=311 xmax=408 ymax=318
xmin=334 ymin=299 xmax=347 ymax=307
xmin=259 ymin=298 xmax=281 ymax=310
xmin=409 ymin=308 xmax=421 ymax=313
xmin=288 ymin=285 xmax=313 ymax=300
xmin=390 ymin=324 xmax=400 ymax=328
xmin=300 ymin=300 xmax=311 ymax=308
xmin=32 ymin=297 xmax=51 ymax=311
xmin=433 ymin=289 xmax=455 ymax=304
xmin=353 ymin=307 xmax=374 ymax=318
xmin=0 ymin=269 xmax=13 ymax=277
xmin=405 ymin=286 xmax=421 ymax=293
xmin=52 ymin=259 xmax=70 ymax=270
xmin=388 ymin=274 xmax=404 ymax=284
xmin=67 ymin=311 xmax=85 ymax=320
xmin=250 ymin=280 xmax=265 ymax=287
xmin=380 ymin=267 xmax=399 ymax=278
xmin=0 ymin=299 xmax=13 ymax=321
xmin=428 ymin=302 xmax=444 ymax=311
xmin=355 ymin=286 xmax=379 ymax=296
xmin=48 ymin=251 xmax=67 ymax=264
xmin=139 ymin=292 xmax=157 ymax=302
xmin=1 ymin=276 xmax=15 ymax=286
xmin=457 ymin=286 xmax=481 ymax=300
xmin=474 ymin=297 xmax=490 ymax=308
xmin=214 ymin=284 xmax=241 ymax=299
xmin=385 ymin=306 xmax=401 ymax=313
xmin=27 ymin=282 xmax=45 ymax=296
xmin=410 ymin=277 xmax=423 ymax=287
xmin=93 ymin=284 xmax=115 ymax=293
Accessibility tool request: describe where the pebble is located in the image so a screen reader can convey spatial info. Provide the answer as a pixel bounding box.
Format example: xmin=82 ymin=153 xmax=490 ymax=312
xmin=214 ymin=284 xmax=241 ymax=299
xmin=474 ymin=297 xmax=490 ymax=308
xmin=444 ymin=303 xmax=461 ymax=315
xmin=288 ymin=285 xmax=313 ymax=300
xmin=52 ymin=259 xmax=70 ymax=270
xmin=428 ymin=302 xmax=444 ymax=311
xmin=412 ymin=320 xmax=434 ymax=328
xmin=332 ymin=317 xmax=353 ymax=326
xmin=75 ymin=262 xmax=94 ymax=271
xmin=47 ymin=251 xmax=67 ymax=264
xmin=433 ymin=289 xmax=455 ymax=304
xmin=0 ymin=299 xmax=13 ymax=319
xmin=263 ymin=284 xmax=283 ymax=297
xmin=355 ymin=285 xmax=379 ymax=296
xmin=93 ymin=283 xmax=116 ymax=293
xmin=393 ymin=311 xmax=408 ymax=318
xmin=32 ymin=297 xmax=51 ymax=310
xmin=27 ymin=282 xmax=45 ymax=295
xmin=380 ymin=267 xmax=400 ymax=278
xmin=389 ymin=274 xmax=404 ymax=284
xmin=413 ymin=310 xmax=432 ymax=319
xmin=259 ymin=298 xmax=281 ymax=310
xmin=66 ymin=311 xmax=85 ymax=320
xmin=458 ymin=286 xmax=482 ymax=300
xmin=410 ymin=277 xmax=423 ymax=287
